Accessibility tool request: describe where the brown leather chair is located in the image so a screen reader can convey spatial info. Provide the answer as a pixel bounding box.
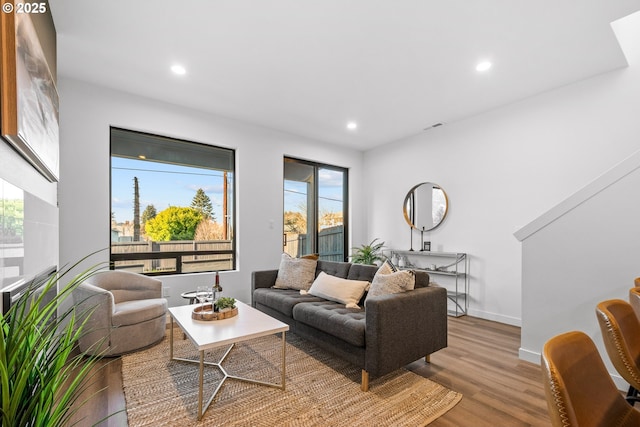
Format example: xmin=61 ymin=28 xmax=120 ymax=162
xmin=596 ymin=299 xmax=640 ymax=405
xmin=635 ymin=277 xmax=640 ymax=287
xmin=541 ymin=331 xmax=640 ymax=426
xmin=629 ymin=287 xmax=640 ymax=321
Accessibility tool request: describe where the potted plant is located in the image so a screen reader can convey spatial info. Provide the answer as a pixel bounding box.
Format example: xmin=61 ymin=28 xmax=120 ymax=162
xmin=350 ymin=238 xmax=386 ymax=265
xmin=0 ymin=256 xmax=114 ymax=427
xmin=215 ymin=297 xmax=236 ymax=313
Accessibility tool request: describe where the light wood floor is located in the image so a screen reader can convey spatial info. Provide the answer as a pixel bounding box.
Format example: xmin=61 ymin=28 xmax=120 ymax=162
xmin=70 ymin=316 xmax=550 ymax=426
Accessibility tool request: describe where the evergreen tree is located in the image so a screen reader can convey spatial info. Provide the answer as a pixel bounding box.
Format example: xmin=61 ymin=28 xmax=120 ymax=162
xmin=133 ymin=177 xmax=140 ymax=241
xmin=191 ymin=188 xmax=215 ymax=221
xmin=141 ymin=204 xmax=157 ymax=224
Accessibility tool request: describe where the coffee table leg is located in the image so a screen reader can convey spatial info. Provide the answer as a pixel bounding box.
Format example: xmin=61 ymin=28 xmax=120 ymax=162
xmin=198 ymin=350 xmax=204 ymax=420
xmin=169 ymin=316 xmax=174 ymax=360
xmin=281 ymin=331 xmax=286 ymax=390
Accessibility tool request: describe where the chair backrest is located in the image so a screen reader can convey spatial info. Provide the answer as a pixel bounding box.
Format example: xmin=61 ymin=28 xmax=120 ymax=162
xmin=629 ymin=287 xmax=640 ymax=321
xmin=86 ymin=270 xmax=161 ymax=303
xmin=635 ymin=277 xmax=640 ymax=288
xmin=541 ymin=331 xmax=639 ymax=427
xmin=596 ymin=299 xmax=640 ymax=391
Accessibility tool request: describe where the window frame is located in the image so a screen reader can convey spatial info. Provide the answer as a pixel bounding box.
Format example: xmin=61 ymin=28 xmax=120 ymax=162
xmin=283 ymin=156 xmax=349 ymax=262
xmin=109 ymin=127 xmax=236 ymax=276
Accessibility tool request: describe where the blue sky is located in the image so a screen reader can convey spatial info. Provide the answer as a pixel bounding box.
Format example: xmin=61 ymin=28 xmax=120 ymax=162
xmin=284 ymin=168 xmax=344 ymax=215
xmin=111 ymin=157 xmax=228 ymax=223
xmin=112 ymin=157 xmax=344 ymax=224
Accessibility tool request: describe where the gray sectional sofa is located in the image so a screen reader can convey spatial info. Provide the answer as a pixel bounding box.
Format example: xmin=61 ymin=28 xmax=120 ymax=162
xmin=251 ymin=260 xmax=448 ymax=391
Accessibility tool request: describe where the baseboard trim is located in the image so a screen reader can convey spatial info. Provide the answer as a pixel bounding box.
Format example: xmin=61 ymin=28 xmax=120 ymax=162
xmin=518 ymin=347 xmax=539 ymax=364
xmin=466 ymin=308 xmax=521 ymax=327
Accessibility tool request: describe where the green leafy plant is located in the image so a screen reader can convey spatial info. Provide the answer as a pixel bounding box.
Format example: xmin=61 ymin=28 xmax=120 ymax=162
xmin=215 ymin=297 xmax=236 ymax=311
xmin=350 ymin=238 xmax=386 ymax=265
xmin=0 ymin=257 xmax=111 ymax=427
xmin=144 ymin=206 xmax=203 ymax=241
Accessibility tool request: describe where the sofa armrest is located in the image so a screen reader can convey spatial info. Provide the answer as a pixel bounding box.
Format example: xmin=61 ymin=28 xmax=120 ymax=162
xmin=251 ymin=269 xmax=279 ymax=306
xmin=252 ymin=269 xmax=278 ymax=290
xmin=364 ymin=286 xmax=447 ymax=377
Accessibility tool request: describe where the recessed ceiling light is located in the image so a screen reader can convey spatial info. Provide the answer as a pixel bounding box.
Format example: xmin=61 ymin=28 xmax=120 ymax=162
xmin=171 ymin=64 xmax=186 ymax=75
xmin=138 ymin=155 xmax=146 ymax=160
xmin=346 ymin=121 xmax=358 ymax=130
xmin=476 ymin=61 xmax=492 ymax=72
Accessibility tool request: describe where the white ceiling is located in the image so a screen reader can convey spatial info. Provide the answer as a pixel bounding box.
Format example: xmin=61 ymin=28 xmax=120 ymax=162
xmin=49 ymin=0 xmax=640 ymax=151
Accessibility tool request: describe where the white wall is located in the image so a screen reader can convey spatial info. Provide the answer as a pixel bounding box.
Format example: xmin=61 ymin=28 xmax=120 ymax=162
xmin=512 ymin=13 xmax=640 ymax=388
xmin=364 ymin=13 xmax=640 ymax=326
xmin=58 ymin=79 xmax=366 ymax=306
xmin=516 ymin=152 xmax=640 ymax=388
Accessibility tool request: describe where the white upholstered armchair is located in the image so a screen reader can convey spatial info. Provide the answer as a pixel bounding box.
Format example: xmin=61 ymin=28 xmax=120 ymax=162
xmin=73 ymin=270 xmax=168 ymax=356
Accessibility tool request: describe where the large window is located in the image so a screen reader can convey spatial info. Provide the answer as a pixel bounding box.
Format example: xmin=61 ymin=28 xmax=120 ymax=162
xmin=110 ymin=128 xmax=235 ymax=275
xmin=283 ymin=157 xmax=347 ymax=261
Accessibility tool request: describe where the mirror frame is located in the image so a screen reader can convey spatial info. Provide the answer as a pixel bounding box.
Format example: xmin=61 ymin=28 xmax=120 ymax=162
xmin=403 ymin=182 xmax=449 ymax=231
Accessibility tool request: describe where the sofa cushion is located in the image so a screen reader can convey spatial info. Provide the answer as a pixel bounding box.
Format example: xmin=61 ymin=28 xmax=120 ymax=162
xmin=273 ymin=253 xmax=318 ymax=290
xmin=253 ymin=288 xmax=325 ymax=317
xmin=112 ymin=298 xmax=167 ymax=327
xmin=307 ymin=272 xmax=369 ymax=308
xmin=293 ymin=301 xmax=366 ymax=347
xmin=316 ymin=260 xmax=351 ymax=279
xmin=346 ymin=263 xmax=378 ymax=282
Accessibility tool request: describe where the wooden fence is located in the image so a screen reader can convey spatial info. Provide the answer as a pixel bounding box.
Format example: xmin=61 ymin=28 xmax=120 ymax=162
xmin=284 ymin=225 xmax=344 ymax=262
xmin=111 ymin=240 xmax=233 ymax=274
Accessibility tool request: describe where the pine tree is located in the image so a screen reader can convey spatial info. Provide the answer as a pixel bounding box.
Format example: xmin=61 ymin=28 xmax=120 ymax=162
xmin=141 ymin=204 xmax=157 ymax=223
xmin=191 ymin=188 xmax=215 ymax=221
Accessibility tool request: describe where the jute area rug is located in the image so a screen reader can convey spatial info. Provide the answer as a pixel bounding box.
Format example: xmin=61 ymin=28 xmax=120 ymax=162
xmin=121 ymin=330 xmax=461 ymax=426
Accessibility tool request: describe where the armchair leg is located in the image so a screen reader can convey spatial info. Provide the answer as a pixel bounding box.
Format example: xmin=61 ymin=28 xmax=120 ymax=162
xmin=361 ymin=370 xmax=369 ymax=392
xmin=425 ymin=354 xmax=431 ymax=363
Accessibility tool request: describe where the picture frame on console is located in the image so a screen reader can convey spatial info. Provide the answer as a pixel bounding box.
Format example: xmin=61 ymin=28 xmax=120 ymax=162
xmin=0 ymin=5 xmax=59 ymax=182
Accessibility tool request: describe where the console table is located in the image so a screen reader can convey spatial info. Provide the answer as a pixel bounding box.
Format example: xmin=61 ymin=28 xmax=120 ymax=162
xmin=389 ymin=250 xmax=468 ymax=317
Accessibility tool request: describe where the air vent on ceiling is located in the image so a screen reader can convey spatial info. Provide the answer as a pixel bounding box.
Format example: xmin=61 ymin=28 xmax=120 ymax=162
xmin=423 ymin=122 xmax=444 ymax=131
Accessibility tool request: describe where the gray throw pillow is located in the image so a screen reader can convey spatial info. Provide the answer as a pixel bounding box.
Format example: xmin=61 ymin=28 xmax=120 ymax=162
xmin=273 ymin=253 xmax=318 ymax=291
xmin=366 ymin=262 xmax=415 ymax=300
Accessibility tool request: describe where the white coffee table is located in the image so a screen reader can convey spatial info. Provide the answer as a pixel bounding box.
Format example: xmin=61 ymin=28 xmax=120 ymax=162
xmin=168 ymin=301 xmax=289 ymax=420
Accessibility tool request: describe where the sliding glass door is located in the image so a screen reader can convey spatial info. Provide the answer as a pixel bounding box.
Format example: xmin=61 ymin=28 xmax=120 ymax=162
xmin=283 ymin=158 xmax=347 ymax=261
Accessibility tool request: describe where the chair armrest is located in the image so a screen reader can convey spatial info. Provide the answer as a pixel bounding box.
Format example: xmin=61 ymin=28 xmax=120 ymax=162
xmin=364 ymin=286 xmax=447 ymax=376
xmin=87 ymin=270 xmax=162 ymax=303
xmin=73 ymin=282 xmax=115 ymax=325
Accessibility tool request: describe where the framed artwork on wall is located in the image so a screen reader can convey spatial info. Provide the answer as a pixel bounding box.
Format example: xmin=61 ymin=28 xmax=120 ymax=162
xmin=0 ymin=3 xmax=59 ymax=182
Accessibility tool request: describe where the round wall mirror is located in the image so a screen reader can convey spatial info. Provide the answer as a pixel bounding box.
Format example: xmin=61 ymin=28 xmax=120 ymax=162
xmin=403 ymin=182 xmax=448 ymax=231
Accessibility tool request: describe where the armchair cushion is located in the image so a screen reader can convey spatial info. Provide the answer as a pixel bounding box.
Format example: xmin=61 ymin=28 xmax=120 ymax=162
xmin=112 ymin=298 xmax=168 ymax=327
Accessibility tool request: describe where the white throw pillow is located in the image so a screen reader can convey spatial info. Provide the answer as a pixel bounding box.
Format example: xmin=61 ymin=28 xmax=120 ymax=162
xmin=308 ymin=272 xmax=369 ymax=308
xmin=366 ymin=263 xmax=415 ymax=300
xmin=273 ymin=253 xmax=318 ymax=291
